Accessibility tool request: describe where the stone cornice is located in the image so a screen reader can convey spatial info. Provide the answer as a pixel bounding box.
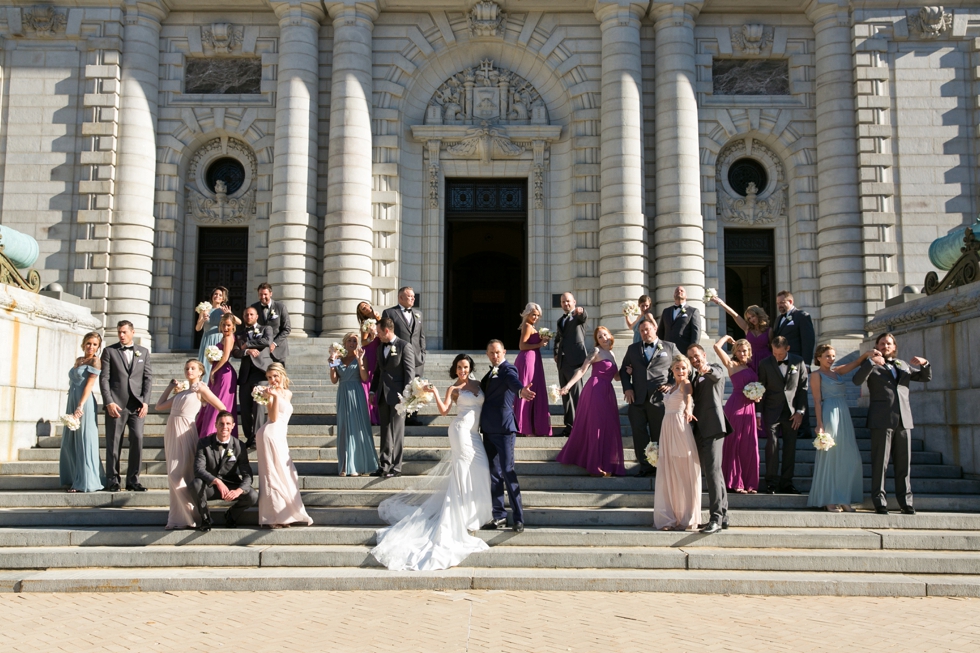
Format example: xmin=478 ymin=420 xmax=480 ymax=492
xmin=648 ymin=0 xmax=702 ymax=23
xmin=593 ymin=0 xmax=650 ymax=23
xmin=865 ymin=283 xmax=980 ymax=333
xmin=0 ymin=285 xmax=102 ymax=332
xmin=268 ymin=0 xmax=327 ymax=24
xmin=324 ymin=0 xmax=379 ymax=24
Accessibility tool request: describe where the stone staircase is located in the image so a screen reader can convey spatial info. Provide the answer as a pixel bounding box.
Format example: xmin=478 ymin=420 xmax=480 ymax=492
xmin=1 ymin=346 xmax=978 ymax=595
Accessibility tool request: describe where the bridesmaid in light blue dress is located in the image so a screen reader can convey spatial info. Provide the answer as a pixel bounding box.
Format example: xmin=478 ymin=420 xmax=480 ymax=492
xmin=330 ymin=332 xmax=379 ymax=476
xmin=195 ymin=286 xmax=240 ymax=385
xmin=807 ymin=345 xmax=873 ymax=511
xmin=623 ymin=294 xmax=652 ymax=344
xmin=59 ymin=332 xmax=106 ymax=493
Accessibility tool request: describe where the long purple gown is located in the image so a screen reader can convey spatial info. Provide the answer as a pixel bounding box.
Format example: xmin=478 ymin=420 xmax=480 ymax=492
xmin=514 ymin=333 xmax=552 ymax=436
xmin=360 ymin=337 xmax=380 ymax=426
xmin=555 ymin=359 xmax=625 ymax=476
xmin=722 ymin=367 xmax=760 ymax=492
xmin=745 ymin=330 xmax=771 ymax=373
xmin=195 ymin=341 xmax=238 ymax=439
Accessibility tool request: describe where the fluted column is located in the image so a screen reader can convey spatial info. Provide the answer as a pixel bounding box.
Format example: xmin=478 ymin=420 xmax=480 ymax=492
xmin=651 ymin=1 xmax=705 ymax=312
xmin=594 ymin=0 xmax=648 ymax=333
xmin=269 ymin=1 xmax=324 ymax=337
xmin=109 ymin=1 xmax=167 ymax=343
xmin=320 ymin=1 xmax=377 ymax=339
xmin=806 ymin=0 xmax=866 ymax=340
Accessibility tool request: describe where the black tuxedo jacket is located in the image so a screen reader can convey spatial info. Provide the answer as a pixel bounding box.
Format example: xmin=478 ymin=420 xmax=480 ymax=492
xmin=251 ymin=300 xmax=290 ymax=362
xmin=657 ymin=304 xmax=702 ymax=353
xmin=770 ymin=308 xmax=815 ymax=365
xmin=99 ymin=343 xmax=153 ymax=409
xmin=194 ymin=435 xmax=253 ymax=492
xmin=479 ymin=360 xmax=523 ymax=435
xmin=757 ymin=354 xmax=809 ymax=424
xmin=853 ymin=357 xmax=931 ymax=430
xmin=690 ymin=363 xmax=731 ymax=440
xmin=553 ymin=308 xmax=589 ymax=370
xmin=619 ymin=339 xmax=679 ymax=405
xmin=382 ymin=305 xmax=425 ymax=371
xmin=233 ymin=323 xmax=275 ymax=385
xmin=371 ymin=336 xmax=416 ymax=406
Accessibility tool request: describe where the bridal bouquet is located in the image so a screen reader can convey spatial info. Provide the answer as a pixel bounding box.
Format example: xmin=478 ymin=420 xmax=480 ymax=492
xmin=251 ymin=385 xmax=271 ymax=406
xmin=172 ymin=380 xmax=189 ymax=396
xmin=538 ymin=327 xmax=553 ymax=340
xmin=645 ymin=441 xmax=660 ymax=467
xmin=395 ymin=377 xmax=435 ymax=416
xmin=548 ymin=384 xmax=562 ymax=403
xmin=330 ymin=342 xmax=348 ymax=358
xmin=813 ymin=431 xmax=836 ymax=451
xmin=204 ymin=345 xmax=222 ymax=362
xmin=60 ymin=414 xmax=81 ymax=432
xmin=195 ymin=301 xmax=213 ymax=315
xmin=742 ymin=381 xmax=765 ymax=402
xmin=622 ymin=300 xmax=641 ymax=317
xmin=703 ymin=288 xmax=718 ymax=303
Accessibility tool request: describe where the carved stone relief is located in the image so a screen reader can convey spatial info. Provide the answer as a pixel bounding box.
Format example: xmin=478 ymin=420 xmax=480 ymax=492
xmin=202 ymin=23 xmax=244 ymax=54
xmin=908 ymin=6 xmax=953 ymax=39
xmin=716 ymin=139 xmax=787 ymax=226
xmin=186 ymin=137 xmax=258 ymax=225
xmin=23 ymin=6 xmax=66 ymax=37
xmin=731 ymin=24 xmax=773 ymax=55
xmin=426 ymin=59 xmax=548 ymax=126
xmin=468 ymin=1 xmax=506 ymax=37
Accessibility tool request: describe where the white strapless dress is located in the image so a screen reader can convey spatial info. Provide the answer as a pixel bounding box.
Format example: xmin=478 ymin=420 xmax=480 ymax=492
xmin=371 ymin=389 xmax=493 ymax=571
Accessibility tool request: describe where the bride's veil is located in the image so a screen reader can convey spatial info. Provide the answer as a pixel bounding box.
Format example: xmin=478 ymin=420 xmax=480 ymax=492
xmin=376 ymin=449 xmax=454 ymax=526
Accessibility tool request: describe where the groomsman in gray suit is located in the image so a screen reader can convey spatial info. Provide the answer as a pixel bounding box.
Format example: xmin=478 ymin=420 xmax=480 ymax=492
xmin=251 ymin=283 xmax=290 ymax=364
xmin=853 ymin=333 xmax=932 ymax=515
xmin=657 ymin=286 xmax=702 ymax=354
xmin=553 ymin=292 xmax=588 ymax=437
xmin=99 ymin=320 xmax=153 ymax=492
xmin=234 ymin=307 xmax=275 ymax=449
xmin=687 ymin=344 xmax=731 ymax=534
xmin=371 ymin=317 xmax=416 ymax=477
xmin=383 ymin=287 xmax=426 ymax=425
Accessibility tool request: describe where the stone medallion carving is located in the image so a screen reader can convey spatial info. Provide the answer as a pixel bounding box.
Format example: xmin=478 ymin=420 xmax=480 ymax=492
xmin=446 ymin=125 xmax=525 ymax=163
xmin=730 ymin=24 xmax=773 ymax=55
xmin=23 ymin=6 xmax=67 ymax=36
xmin=716 ymin=138 xmax=787 ymax=226
xmin=426 ymin=59 xmax=548 ymax=126
xmin=908 ymin=6 xmax=953 ymax=39
xmin=468 ymin=1 xmax=506 ymax=37
xmin=202 ymin=23 xmax=244 ymax=54
xmin=186 ymin=137 xmax=257 ymax=224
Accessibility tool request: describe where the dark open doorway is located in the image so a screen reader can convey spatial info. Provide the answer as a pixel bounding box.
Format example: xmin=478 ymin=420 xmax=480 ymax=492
xmin=445 ymin=179 xmax=527 ymax=350
xmin=723 ymin=229 xmax=775 ymax=338
xmin=194 ymin=227 xmax=249 ymax=348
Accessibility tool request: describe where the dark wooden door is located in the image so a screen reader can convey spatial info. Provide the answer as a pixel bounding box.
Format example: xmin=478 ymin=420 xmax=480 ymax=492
xmin=194 ymin=227 xmax=249 ymax=347
xmin=723 ymin=229 xmax=775 ymax=338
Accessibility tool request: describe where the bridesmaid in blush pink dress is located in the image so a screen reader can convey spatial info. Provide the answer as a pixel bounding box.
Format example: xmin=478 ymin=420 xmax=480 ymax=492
xmin=360 ymin=319 xmax=381 ymax=426
xmin=713 ymin=335 xmax=761 ymax=494
xmin=514 ymin=302 xmax=553 ymax=437
xmin=653 ymin=355 xmax=702 ymax=531
xmin=710 ymin=297 xmax=771 ymax=373
xmin=196 ymin=314 xmax=239 ymax=439
xmin=555 ymin=326 xmax=625 ymax=477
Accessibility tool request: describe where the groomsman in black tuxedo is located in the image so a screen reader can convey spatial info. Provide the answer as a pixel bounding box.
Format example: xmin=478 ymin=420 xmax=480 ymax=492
xmin=251 ymin=283 xmax=290 ymax=364
xmin=371 ymin=317 xmax=415 ymax=477
xmin=234 ymin=307 xmax=275 ymax=449
xmin=193 ymin=411 xmax=257 ymax=531
xmin=687 ymin=344 xmax=731 ymax=534
xmin=657 ymin=286 xmax=702 ymax=354
xmin=770 ymin=290 xmax=815 ymax=368
xmin=853 ymin=333 xmax=932 ymax=515
xmin=382 ymin=287 xmax=425 ymax=425
xmin=99 ymin=320 xmax=153 ymax=492
xmin=619 ymin=318 xmax=679 ymax=477
xmin=553 ymin=292 xmax=588 ymax=437
xmin=757 ymin=336 xmax=808 ymax=494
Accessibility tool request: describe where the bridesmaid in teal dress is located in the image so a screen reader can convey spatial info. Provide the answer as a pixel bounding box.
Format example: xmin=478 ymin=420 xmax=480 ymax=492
xmin=59 ymin=332 xmax=106 ymax=493
xmin=623 ymin=294 xmax=652 ymax=345
xmin=330 ymin=332 xmax=379 ymax=476
xmin=807 ymin=345 xmax=873 ymax=511
xmin=195 ymin=286 xmax=240 ymax=385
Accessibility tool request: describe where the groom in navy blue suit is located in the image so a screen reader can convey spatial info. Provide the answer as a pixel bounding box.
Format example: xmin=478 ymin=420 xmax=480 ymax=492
xmin=480 ymin=340 xmax=536 ymax=533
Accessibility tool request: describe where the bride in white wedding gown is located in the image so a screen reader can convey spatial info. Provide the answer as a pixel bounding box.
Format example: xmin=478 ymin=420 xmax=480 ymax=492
xmin=370 ymin=354 xmax=494 ymax=571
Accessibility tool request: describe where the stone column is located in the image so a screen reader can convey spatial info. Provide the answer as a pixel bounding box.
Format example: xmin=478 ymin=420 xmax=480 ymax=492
xmin=651 ymin=1 xmax=705 ymax=313
xmin=807 ymin=0 xmax=866 ymax=341
xmin=268 ymin=1 xmax=325 ymax=337
xmin=321 ymin=1 xmax=378 ymax=339
xmin=108 ymin=1 xmax=167 ymax=343
xmin=594 ymin=0 xmax=648 ymax=333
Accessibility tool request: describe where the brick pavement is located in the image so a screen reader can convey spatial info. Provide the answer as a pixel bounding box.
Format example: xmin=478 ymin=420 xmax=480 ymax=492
xmin=1 ymin=590 xmax=977 ymax=652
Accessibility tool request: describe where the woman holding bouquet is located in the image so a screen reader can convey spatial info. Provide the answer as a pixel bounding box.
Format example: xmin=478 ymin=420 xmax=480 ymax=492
xmin=713 ymin=335 xmax=760 ymax=494
xmin=195 ymin=314 xmax=239 ymax=439
xmin=709 ymin=297 xmax=771 ymax=373
xmin=808 ymin=345 xmax=871 ymax=512
xmin=514 ymin=303 xmax=552 ymax=436
xmin=653 ymin=355 xmax=701 ymax=531
xmin=156 ymin=359 xmax=227 ymax=530
xmin=330 ymin=332 xmax=379 ymax=477
xmin=555 ymin=326 xmax=625 ymax=477
xmin=59 ymin=332 xmax=106 ymax=493
xmin=195 ymin=286 xmax=241 ymax=385
xmin=360 ymin=319 xmax=381 ymax=425
xmin=356 ymin=301 xmax=382 ymax=327
xmin=623 ymin=295 xmax=653 ymax=344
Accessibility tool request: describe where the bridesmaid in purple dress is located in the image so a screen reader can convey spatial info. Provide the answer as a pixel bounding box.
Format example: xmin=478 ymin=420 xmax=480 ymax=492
xmin=713 ymin=335 xmax=761 ymax=493
xmin=360 ymin=319 xmax=381 ymax=426
xmin=196 ymin=314 xmax=239 ymax=439
xmin=555 ymin=326 xmax=625 ymax=476
xmin=710 ymin=297 xmax=771 ymax=373
xmin=514 ymin=302 xmax=553 ymax=436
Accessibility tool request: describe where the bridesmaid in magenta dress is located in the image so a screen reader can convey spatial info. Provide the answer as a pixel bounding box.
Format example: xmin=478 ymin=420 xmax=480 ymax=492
xmin=196 ymin=314 xmax=239 ymax=439
xmin=713 ymin=335 xmax=760 ymax=493
xmin=555 ymin=326 xmax=625 ymax=476
xmin=360 ymin=319 xmax=381 ymax=426
xmin=710 ymin=297 xmax=771 ymax=373
xmin=514 ymin=302 xmax=553 ymax=436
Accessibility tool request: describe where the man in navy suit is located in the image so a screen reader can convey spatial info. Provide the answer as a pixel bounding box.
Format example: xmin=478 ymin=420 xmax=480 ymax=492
xmin=479 ymin=339 xmax=536 ymax=533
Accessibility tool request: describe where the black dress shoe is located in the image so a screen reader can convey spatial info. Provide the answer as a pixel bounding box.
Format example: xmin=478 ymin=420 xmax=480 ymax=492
xmin=370 ymin=469 xmax=384 ymax=477
xmin=385 ymin=471 xmax=402 ymax=478
xmin=722 ymin=522 xmax=729 ymax=530
xmin=513 ymin=522 xmax=524 ymax=534
xmin=197 ymin=523 xmax=212 ymax=533
xmin=875 ymin=507 xmax=889 ymax=515
xmin=634 ymin=468 xmax=655 ymax=478
xmin=224 ymin=511 xmax=237 ymax=529
xmin=778 ymin=485 xmax=800 ymax=495
xmin=104 ymin=483 xmax=120 ymax=492
xmin=126 ymin=483 xmax=148 ymax=492
xmin=558 ymin=428 xmax=572 ymax=438
xmin=901 ymin=506 xmax=916 ymax=515
xmin=699 ymin=521 xmax=723 ymax=535
xmin=761 ymin=487 xmax=776 ymax=494
xmin=480 ymin=518 xmax=507 ymax=530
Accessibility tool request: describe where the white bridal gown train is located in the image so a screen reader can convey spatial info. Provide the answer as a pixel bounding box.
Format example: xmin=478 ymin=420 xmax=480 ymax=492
xmin=371 ymin=389 xmax=493 ymax=571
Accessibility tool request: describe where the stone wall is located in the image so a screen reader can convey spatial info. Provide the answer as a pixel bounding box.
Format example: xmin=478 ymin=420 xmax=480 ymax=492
xmin=0 ymin=285 xmax=101 ymax=462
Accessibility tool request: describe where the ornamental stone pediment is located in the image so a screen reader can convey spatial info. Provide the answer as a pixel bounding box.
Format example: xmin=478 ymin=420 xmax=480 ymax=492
xmin=411 ymin=124 xmax=563 ymax=162
xmin=425 ymin=59 xmax=549 ymax=126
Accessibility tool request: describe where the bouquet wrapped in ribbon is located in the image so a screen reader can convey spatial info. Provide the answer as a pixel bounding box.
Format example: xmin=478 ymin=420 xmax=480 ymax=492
xmin=703 ymin=288 xmax=718 ymax=303
xmin=330 ymin=342 xmax=348 ymax=358
xmin=548 ymin=384 xmax=562 ymax=404
xmin=742 ymin=381 xmax=765 ymax=402
xmin=195 ymin=301 xmax=213 ymax=315
xmin=395 ymin=377 xmax=435 ymax=416
xmin=645 ymin=441 xmax=659 ymax=467
xmin=204 ymin=345 xmax=222 ymax=362
xmin=251 ymin=385 xmax=271 ymax=406
xmin=813 ymin=431 xmax=836 ymax=451
xmin=537 ymin=327 xmax=553 ymax=340
xmin=60 ymin=414 xmax=81 ymax=432
xmin=622 ymin=300 xmax=641 ymax=318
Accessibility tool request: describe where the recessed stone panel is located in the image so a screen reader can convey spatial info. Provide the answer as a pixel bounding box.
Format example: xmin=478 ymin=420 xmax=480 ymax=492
xmin=712 ymin=59 xmax=790 ymax=96
xmin=184 ymin=58 xmax=261 ymax=95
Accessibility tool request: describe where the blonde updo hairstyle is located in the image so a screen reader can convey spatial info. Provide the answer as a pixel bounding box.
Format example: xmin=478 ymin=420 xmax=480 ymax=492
xmin=266 ymin=362 xmax=291 ymax=389
xmin=185 ymin=359 xmax=206 ymax=375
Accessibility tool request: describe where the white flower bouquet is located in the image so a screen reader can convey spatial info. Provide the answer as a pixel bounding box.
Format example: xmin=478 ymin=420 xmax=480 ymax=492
xmin=172 ymin=380 xmax=189 ymax=396
xmin=645 ymin=441 xmax=659 ymax=467
xmin=204 ymin=345 xmax=222 ymax=362
xmin=360 ymin=318 xmax=376 ymax=333
xmin=251 ymin=385 xmax=271 ymax=406
xmin=330 ymin=342 xmax=348 ymax=358
xmin=813 ymin=431 xmax=836 ymax=451
xmin=742 ymin=381 xmax=766 ymax=402
xmin=548 ymin=384 xmax=562 ymax=403
xmin=195 ymin=301 xmax=213 ymax=315
xmin=703 ymin=288 xmax=718 ymax=302
xmin=538 ymin=327 xmax=553 ymax=340
xmin=60 ymin=414 xmax=81 ymax=432
xmin=395 ymin=377 xmax=435 ymax=416
xmin=622 ymin=300 xmax=641 ymax=317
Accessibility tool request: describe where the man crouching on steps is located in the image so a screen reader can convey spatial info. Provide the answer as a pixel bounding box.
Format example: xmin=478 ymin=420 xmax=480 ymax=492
xmin=194 ymin=411 xmax=258 ymax=531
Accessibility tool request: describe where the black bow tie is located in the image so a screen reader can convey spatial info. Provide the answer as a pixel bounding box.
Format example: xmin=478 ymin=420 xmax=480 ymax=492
xmin=886 ymin=359 xmax=896 ymax=365
xmin=778 ymin=360 xmax=789 ymax=366
xmin=121 ymin=346 xmax=134 ymax=351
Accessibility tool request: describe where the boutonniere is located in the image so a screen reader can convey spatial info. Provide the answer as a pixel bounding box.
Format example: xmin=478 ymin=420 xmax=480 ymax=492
xmin=249 ymin=324 xmax=261 ymax=336
xmin=491 ymin=366 xmax=499 ymax=377
xmin=789 ymin=365 xmax=798 ymax=374
xmin=655 ymin=342 xmax=663 ymax=351
xmin=269 ymin=309 xmax=279 ymax=320
xmin=413 ymin=311 xmax=421 ymax=320
xmin=893 ymin=361 xmax=904 ymax=370
xmin=680 ymin=307 xmax=687 ymax=316
xmin=134 ymin=350 xmax=141 ymax=358
xmin=390 ymin=345 xmax=398 ymax=355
